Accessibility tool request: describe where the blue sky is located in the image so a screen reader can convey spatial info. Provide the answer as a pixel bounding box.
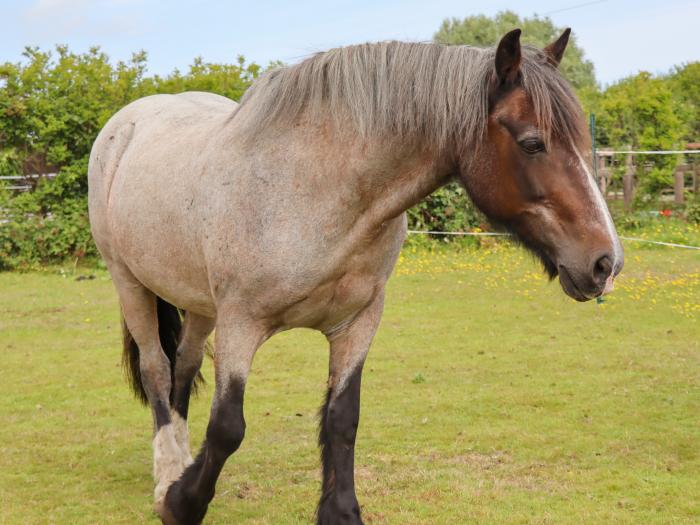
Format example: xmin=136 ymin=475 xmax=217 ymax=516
xmin=1 ymin=0 xmax=698 ymax=86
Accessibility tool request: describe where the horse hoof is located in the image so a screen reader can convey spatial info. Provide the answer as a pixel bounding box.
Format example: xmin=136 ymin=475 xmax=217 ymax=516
xmin=156 ymin=502 xmax=181 ymax=525
xmin=160 ymin=479 xmax=208 ymax=525
xmin=317 ymin=499 xmax=364 ymax=525
xmin=156 ymin=501 xmax=202 ymax=525
xmin=154 ymin=487 xmax=203 ymax=525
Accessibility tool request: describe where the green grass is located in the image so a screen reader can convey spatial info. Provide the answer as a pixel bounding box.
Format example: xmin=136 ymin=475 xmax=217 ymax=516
xmin=616 ymin=216 xmax=700 ymax=248
xmin=0 ymin=241 xmax=698 ymax=524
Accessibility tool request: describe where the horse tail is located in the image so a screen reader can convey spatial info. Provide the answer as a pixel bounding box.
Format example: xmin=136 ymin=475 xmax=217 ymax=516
xmin=122 ymin=297 xmax=204 ymax=405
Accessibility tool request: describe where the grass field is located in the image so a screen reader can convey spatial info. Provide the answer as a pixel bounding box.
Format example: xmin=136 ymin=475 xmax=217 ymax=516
xmin=1 ymin=238 xmax=699 ymax=524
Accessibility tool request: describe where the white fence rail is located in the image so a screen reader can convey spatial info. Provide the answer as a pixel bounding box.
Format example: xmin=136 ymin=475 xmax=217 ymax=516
xmin=601 ymin=150 xmax=700 ymax=155
xmin=0 ymin=173 xmax=57 ymax=191
xmin=407 ymin=230 xmax=700 ymax=250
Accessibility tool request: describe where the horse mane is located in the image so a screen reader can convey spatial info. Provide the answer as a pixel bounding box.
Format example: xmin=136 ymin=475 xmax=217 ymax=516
xmin=236 ymin=41 xmax=585 ymax=150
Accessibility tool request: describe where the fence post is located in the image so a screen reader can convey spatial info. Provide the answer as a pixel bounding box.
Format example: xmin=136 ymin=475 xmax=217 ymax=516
xmin=674 ymin=166 xmax=685 ymax=205
xmin=597 ymin=155 xmax=607 ymax=196
xmin=623 ymin=151 xmax=634 ymax=211
xmin=589 ymin=113 xmax=599 ymax=187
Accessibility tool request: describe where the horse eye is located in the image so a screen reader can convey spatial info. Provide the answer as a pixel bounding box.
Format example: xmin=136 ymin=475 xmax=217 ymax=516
xmin=519 ymin=138 xmax=545 ymax=154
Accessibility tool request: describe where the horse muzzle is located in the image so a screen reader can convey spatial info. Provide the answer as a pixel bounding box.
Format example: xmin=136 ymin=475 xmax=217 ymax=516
xmin=558 ymin=251 xmax=624 ymax=302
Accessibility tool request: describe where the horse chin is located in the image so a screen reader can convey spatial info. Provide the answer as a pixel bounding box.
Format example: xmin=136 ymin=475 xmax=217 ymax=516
xmin=557 ymin=265 xmax=592 ymax=302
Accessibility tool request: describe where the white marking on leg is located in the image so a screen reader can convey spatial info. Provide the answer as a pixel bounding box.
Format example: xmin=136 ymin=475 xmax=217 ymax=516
xmin=153 ymin=423 xmax=189 ymax=508
xmin=170 ymin=411 xmax=193 ymax=466
xmin=333 ymin=357 xmax=367 ymax=395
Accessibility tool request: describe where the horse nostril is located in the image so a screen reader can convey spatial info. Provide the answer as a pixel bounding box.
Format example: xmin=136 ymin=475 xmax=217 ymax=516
xmin=593 ymin=254 xmax=613 ymax=284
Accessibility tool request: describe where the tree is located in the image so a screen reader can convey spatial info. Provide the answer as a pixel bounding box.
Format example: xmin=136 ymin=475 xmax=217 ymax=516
xmin=434 ymin=11 xmax=597 ymax=101
xmin=668 ymin=62 xmax=700 ymax=142
xmin=154 ymin=56 xmax=261 ymax=101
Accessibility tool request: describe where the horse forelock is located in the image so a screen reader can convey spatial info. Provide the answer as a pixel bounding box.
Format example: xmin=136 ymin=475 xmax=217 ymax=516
xmin=518 ymin=46 xmax=587 ymax=151
xmin=235 ymin=41 xmax=585 ymax=152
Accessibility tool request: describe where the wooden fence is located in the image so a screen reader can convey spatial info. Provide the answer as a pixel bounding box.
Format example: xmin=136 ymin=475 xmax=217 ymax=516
xmin=595 ymin=148 xmax=700 ymax=210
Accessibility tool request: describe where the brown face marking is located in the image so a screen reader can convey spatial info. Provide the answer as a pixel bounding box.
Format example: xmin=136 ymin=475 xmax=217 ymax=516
xmin=466 ymin=88 xmax=541 ymax=223
xmin=463 ymin=84 xmax=622 ymax=296
xmin=485 ymin=88 xmax=585 ymax=224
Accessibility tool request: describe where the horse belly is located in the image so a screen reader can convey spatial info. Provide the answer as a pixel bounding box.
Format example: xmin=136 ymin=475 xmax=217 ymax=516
xmin=121 ymin=244 xmax=215 ymax=318
xmin=273 ymin=216 xmax=407 ymax=332
xmin=277 ymin=272 xmax=377 ymax=331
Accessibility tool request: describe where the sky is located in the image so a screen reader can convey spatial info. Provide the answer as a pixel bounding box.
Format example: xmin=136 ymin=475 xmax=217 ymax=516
xmin=0 ymin=0 xmax=698 ymax=86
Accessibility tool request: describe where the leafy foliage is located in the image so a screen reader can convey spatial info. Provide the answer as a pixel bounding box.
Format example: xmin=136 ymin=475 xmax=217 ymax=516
xmin=0 ymin=160 xmax=93 ymax=270
xmin=406 ymin=183 xmax=484 ymax=234
xmin=686 ymin=201 xmax=700 ymax=224
xmin=594 ymin=72 xmax=686 ymax=196
xmin=668 ymin=62 xmax=700 ymax=142
xmin=153 ymin=56 xmax=262 ymax=101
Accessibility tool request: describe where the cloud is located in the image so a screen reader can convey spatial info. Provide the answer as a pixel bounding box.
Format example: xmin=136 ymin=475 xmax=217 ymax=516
xmin=25 ymin=0 xmax=90 ymax=32
xmin=23 ymin=0 xmax=142 ymax=39
xmin=27 ymin=0 xmax=90 ymax=13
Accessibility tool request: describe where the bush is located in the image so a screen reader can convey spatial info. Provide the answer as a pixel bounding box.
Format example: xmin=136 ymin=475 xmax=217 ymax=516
xmin=407 ymin=183 xmax=485 ymax=234
xmin=686 ymin=201 xmax=700 ymax=224
xmin=0 ymin=195 xmax=96 ymax=271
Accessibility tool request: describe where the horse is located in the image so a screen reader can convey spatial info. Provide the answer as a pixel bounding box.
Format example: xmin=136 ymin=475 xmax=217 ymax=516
xmin=87 ymin=28 xmax=623 ymax=524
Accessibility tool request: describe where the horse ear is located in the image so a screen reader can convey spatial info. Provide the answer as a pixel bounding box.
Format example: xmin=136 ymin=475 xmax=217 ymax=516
xmin=495 ymin=28 xmax=522 ymax=84
xmin=544 ymin=28 xmax=571 ymax=67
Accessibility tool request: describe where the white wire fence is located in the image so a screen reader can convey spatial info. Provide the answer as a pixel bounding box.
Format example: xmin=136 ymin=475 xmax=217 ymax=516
xmin=407 ymin=230 xmax=700 ymax=251
xmin=602 ymin=150 xmax=700 ymax=155
xmin=0 ymin=173 xmax=56 ymax=191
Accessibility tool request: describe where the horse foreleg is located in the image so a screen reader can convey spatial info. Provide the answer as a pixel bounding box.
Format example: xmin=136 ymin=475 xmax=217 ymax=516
xmin=161 ymin=313 xmax=267 ymax=525
xmin=318 ymin=291 xmax=385 ymax=525
xmin=170 ymin=313 xmax=215 ymax=465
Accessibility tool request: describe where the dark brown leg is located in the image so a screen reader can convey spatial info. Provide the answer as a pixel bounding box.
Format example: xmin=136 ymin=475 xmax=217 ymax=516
xmin=317 ymin=292 xmax=385 ymax=525
xmin=169 ymin=313 xmax=215 ymax=463
xmin=318 ymin=368 xmax=364 ymax=525
xmin=160 ymin=315 xmax=266 ymax=525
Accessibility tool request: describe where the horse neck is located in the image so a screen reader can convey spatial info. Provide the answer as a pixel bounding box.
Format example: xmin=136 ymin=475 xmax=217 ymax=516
xmin=230 ymin=111 xmax=456 ymax=230
xmin=314 ymin=127 xmax=455 ymax=227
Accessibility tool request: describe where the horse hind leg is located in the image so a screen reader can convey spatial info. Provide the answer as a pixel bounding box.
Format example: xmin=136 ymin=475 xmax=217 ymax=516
xmin=170 ymin=312 xmax=215 ymax=465
xmin=111 ymin=263 xmax=191 ymax=513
